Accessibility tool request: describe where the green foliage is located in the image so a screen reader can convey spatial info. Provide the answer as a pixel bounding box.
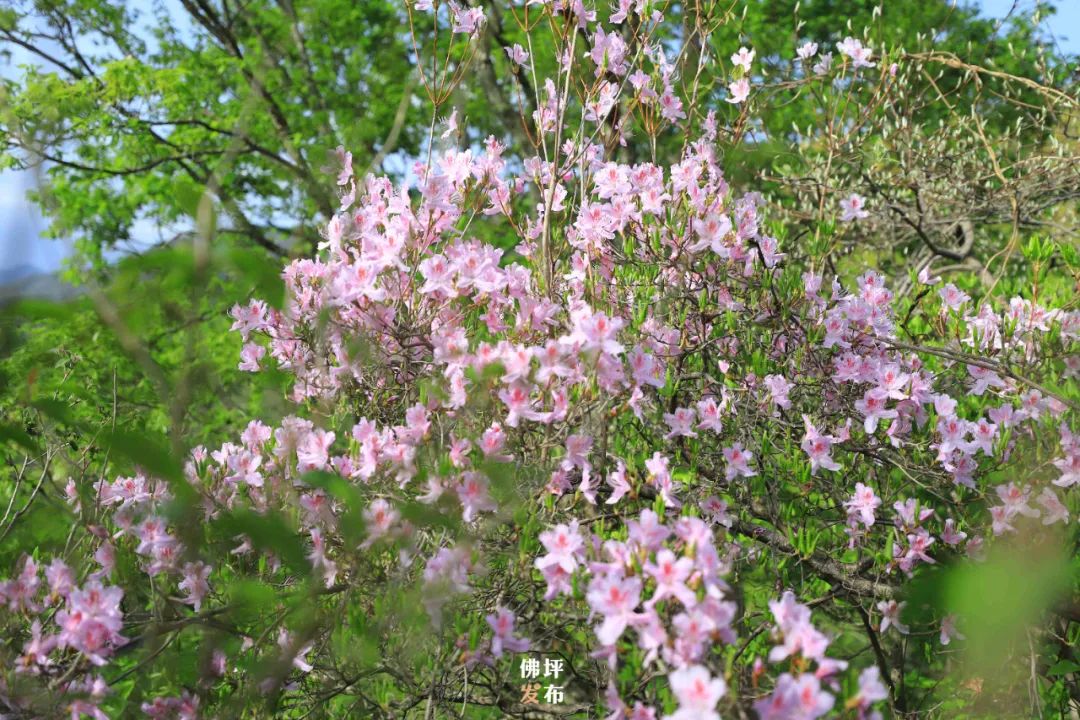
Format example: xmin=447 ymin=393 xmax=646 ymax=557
xmin=1 ymin=0 xmax=425 ymax=269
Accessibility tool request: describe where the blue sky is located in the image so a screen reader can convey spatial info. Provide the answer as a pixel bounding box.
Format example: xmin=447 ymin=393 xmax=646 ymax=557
xmin=1 ymin=0 xmax=1076 ymax=279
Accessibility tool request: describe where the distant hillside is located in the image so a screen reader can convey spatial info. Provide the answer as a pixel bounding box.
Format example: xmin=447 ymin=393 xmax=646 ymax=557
xmin=0 ymin=263 xmax=41 ymax=286
xmin=0 ymin=268 xmax=81 ymax=305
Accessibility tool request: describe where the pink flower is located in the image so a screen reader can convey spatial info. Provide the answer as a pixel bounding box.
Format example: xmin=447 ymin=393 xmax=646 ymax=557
xmin=664 ymin=407 xmax=698 ymax=439
xmin=1037 ymin=487 xmax=1069 ymax=525
xmin=855 ymin=388 xmax=897 ymax=434
xmin=277 ymin=628 xmax=314 ymax=673
xmin=722 ymin=443 xmax=756 ymax=480
xmin=46 ymin=558 xmax=75 ymax=601
xmin=877 ymin=600 xmax=908 ymax=635
xmin=500 ymin=342 xmax=534 ymax=383
xmin=755 ymin=673 xmax=834 ymax=720
xmin=590 ymin=28 xmax=628 ymax=76
xmin=989 ymin=505 xmax=1015 ymax=535
xmin=535 ymin=521 xmax=585 ymax=575
xmin=938 ymin=283 xmax=969 ymax=312
xmin=606 ymin=462 xmax=632 ymax=505
xmin=1 ymin=556 xmax=40 ymax=612
xmin=18 ymin=620 xmax=55 ymax=674
xmin=689 ymin=214 xmax=733 ymax=254
xmin=331 ymin=145 xmax=352 ymax=186
xmin=628 ymin=509 xmax=671 ymax=552
xmin=701 ymin=496 xmax=733 ymax=528
xmin=69 ymin=700 xmax=110 ymax=720
xmin=564 ymin=434 xmax=594 ymax=468
xmin=571 ymin=308 xmax=625 ymax=356
xmin=485 ymin=607 xmax=531 ymax=657
xmin=767 ymin=592 xmax=829 ymax=663
xmin=241 ymin=420 xmax=272 ymax=449
xmin=968 ymin=365 xmax=1005 ymax=396
xmin=479 ymin=423 xmax=508 ymax=457
xmin=362 ymin=499 xmax=399 ymax=547
xmin=449 ymin=3 xmax=485 ymax=35
xmin=135 ymin=516 xmax=173 ymax=557
xmin=238 ymin=342 xmax=265 ymax=371
xmin=141 ymin=691 xmax=199 ymax=719
xmin=449 ymin=436 xmax=472 ymax=467
xmin=645 ymin=451 xmax=671 ymax=486
xmin=307 ymin=528 xmax=338 ymax=588
xmin=226 ymin=449 xmax=264 ymax=488
xmin=941 ymin=518 xmax=967 ymax=545
xmin=646 ymin=452 xmax=681 ymax=508
xmin=296 ymin=429 xmax=335 ymax=472
xmin=644 ymin=549 xmax=696 ymax=608
xmin=229 ymin=299 xmax=268 ymax=339
xmin=893 ymin=498 xmax=934 ymax=527
xmin=844 ymin=483 xmax=880 ymax=526
xmin=418 ymin=254 xmax=455 ymax=295
xmin=539 ymin=563 xmax=574 ymax=601
xmin=535 ymin=339 xmax=573 ymax=383
xmin=837 ymin=37 xmax=875 ymax=68
xmin=813 ymin=52 xmax=834 ymax=75
xmin=178 ymin=562 xmax=212 ymax=612
xmin=796 ymin=41 xmax=818 ymax=60
xmin=918 ymin=265 xmax=941 ymax=285
xmin=995 ymin=482 xmax=1040 ymax=519
xmin=839 ymin=193 xmax=869 ymax=222
xmin=665 ymin=665 xmax=726 ymax=720
xmin=587 ymin=574 xmax=643 ymax=645
xmin=504 ymin=43 xmax=529 ymax=67
xmin=55 ymin=581 xmax=127 ymax=665
xmin=875 ymin=363 xmax=909 ymax=400
xmin=802 ymin=416 xmax=841 ymax=474
xmin=898 ymin=528 xmax=936 ymax=574
xmin=659 ymin=85 xmax=687 ymax=122
xmin=726 ymin=78 xmax=750 ymax=104
xmin=763 ymin=374 xmax=794 ymax=410
xmin=852 ymin=666 xmax=889 ymax=709
xmin=730 ymin=46 xmax=755 ymax=71
xmin=92 ymin=542 xmax=116 ymax=580
xmin=498 ymin=381 xmax=547 ymax=427
xmin=1053 ymin=445 xmax=1080 ymax=488
xmin=629 ymin=345 xmax=665 ymax=388
xmin=696 ymin=397 xmax=724 ymax=433
xmin=401 ymin=404 xmax=431 ymax=443
xmin=456 ymin=472 xmax=496 ymax=523
xmin=939 ymin=614 xmax=965 ymax=645
xmin=968 ymin=417 xmax=998 ymax=455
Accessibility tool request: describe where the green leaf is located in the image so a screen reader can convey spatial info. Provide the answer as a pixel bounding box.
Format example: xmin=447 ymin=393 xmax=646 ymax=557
xmin=31 ymin=398 xmax=82 ymax=427
xmin=218 ymin=508 xmax=310 ymax=578
xmin=0 ymin=422 xmax=38 ymax=453
xmin=224 ymin=247 xmax=286 ymax=309
xmin=1047 ymin=660 xmax=1080 ymax=676
xmin=102 ymin=429 xmax=183 ymax=483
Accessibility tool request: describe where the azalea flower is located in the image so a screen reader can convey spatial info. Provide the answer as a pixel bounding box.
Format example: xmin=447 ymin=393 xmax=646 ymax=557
xmin=877 ymin=600 xmax=909 ymax=635
xmin=797 ymin=41 xmax=819 ymax=60
xmin=726 ymin=78 xmax=750 ymax=104
xmin=504 ymin=43 xmax=529 ymax=67
xmin=723 ymin=443 xmax=757 ymax=480
xmin=485 ymin=607 xmax=531 ymax=657
xmin=837 ymin=36 xmax=876 ymax=69
xmin=840 ymin=193 xmax=869 ymax=222
xmin=730 ymin=46 xmax=755 ymax=71
xmin=665 ymin=665 xmax=726 ymax=720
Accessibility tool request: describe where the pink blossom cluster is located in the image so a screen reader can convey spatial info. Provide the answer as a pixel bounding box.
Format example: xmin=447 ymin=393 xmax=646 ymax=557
xmin=1 ymin=4 xmax=1076 ymax=714
xmin=530 ymin=511 xmax=738 ymax=718
xmin=1 ymin=559 xmax=128 ymax=673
